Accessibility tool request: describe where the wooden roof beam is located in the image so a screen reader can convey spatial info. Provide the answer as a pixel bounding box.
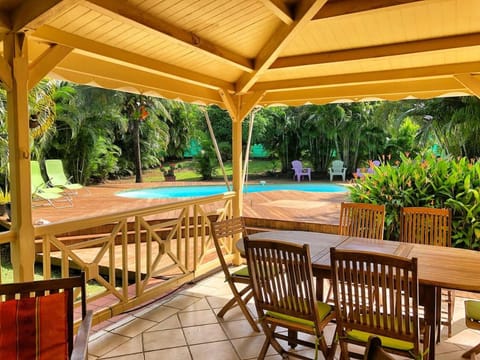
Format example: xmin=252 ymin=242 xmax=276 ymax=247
xmin=236 ymin=0 xmax=328 ymax=94
xmin=454 ymin=74 xmax=480 ymax=98
xmin=0 ymin=11 xmax=11 ymax=33
xmin=0 ymin=56 xmax=12 ymax=91
xmin=32 ymin=26 xmax=234 ymax=91
xmin=257 ymin=0 xmax=294 ymax=24
xmin=11 ymin=0 xmax=80 ymax=32
xmin=313 ymin=0 xmax=422 ymax=20
xmin=255 ymin=61 xmax=480 ymax=92
xmin=85 ymin=0 xmax=253 ymax=72
xmin=272 ymin=32 xmax=480 ymax=69
xmin=28 ymin=44 xmax=72 ymax=90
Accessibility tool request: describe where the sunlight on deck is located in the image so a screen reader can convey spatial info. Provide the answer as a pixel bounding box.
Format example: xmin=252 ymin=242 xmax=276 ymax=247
xmin=88 ymin=267 xmax=480 ymax=360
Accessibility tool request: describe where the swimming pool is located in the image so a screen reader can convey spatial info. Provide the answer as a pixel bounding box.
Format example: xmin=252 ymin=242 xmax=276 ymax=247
xmin=117 ymin=183 xmax=347 ymax=199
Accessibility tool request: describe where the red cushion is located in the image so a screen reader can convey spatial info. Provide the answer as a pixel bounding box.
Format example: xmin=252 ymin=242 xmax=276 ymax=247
xmin=0 ymin=291 xmax=69 ymax=359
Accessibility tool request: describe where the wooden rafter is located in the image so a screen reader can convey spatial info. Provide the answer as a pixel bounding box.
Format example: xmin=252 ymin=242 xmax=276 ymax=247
xmin=85 ymin=0 xmax=253 ymax=72
xmin=236 ymin=0 xmax=328 ymax=94
xmin=272 ymin=33 xmax=480 ymax=69
xmin=11 ymin=0 xmax=79 ymax=32
xmin=0 ymin=56 xmax=12 ymax=91
xmin=254 ymin=61 xmax=480 ymax=92
xmin=313 ymin=0 xmax=422 ymax=20
xmin=32 ymin=26 xmax=233 ymax=91
xmin=454 ymin=74 xmax=480 ymax=98
xmin=257 ymin=0 xmax=293 ymax=24
xmin=0 ymin=11 xmax=10 ymax=33
xmin=28 ymin=44 xmax=72 ymax=90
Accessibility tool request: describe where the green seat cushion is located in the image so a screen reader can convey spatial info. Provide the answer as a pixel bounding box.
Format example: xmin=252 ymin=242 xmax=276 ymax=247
xmin=266 ymin=301 xmax=333 ymax=327
xmin=347 ymin=329 xmax=414 ymax=351
xmin=232 ymin=266 xmax=249 ymax=277
xmin=465 ymin=300 xmax=480 ymax=320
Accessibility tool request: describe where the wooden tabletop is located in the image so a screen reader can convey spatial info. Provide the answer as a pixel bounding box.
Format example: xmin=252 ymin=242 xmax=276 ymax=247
xmin=248 ymin=231 xmax=480 ymax=294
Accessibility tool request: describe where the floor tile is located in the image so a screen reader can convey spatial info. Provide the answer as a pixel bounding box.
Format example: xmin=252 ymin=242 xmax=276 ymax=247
xmin=183 ymin=323 xmax=228 ymax=345
xmin=143 ymin=328 xmax=187 ymax=351
xmin=144 ymin=347 xmax=192 ymax=360
xmin=189 ymin=340 xmax=240 ymax=360
xmin=178 ymin=309 xmax=219 ymax=327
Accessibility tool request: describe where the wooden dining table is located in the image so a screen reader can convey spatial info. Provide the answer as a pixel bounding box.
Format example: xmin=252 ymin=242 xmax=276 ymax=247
xmin=241 ymin=230 xmax=480 ymax=360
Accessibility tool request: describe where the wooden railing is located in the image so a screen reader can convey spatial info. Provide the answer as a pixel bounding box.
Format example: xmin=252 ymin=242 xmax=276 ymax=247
xmin=30 ymin=192 xmax=235 ymax=325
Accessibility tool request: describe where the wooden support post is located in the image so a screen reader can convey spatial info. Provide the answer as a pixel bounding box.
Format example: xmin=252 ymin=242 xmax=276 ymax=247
xmin=4 ymin=33 xmax=35 ymax=281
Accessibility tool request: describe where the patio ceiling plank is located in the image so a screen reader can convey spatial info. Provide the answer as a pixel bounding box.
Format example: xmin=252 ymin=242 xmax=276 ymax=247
xmin=84 ymin=0 xmax=254 ymax=72
xmin=11 ymin=0 xmax=80 ymax=32
xmin=313 ymin=0 xmax=422 ymax=20
xmin=236 ymin=0 xmax=328 ymax=94
xmin=32 ymin=26 xmax=233 ymax=91
xmin=257 ymin=0 xmax=294 ymax=25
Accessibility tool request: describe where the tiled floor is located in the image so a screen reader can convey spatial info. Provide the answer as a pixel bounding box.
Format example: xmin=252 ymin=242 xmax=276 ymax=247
xmin=87 ymin=268 xmax=480 ymax=360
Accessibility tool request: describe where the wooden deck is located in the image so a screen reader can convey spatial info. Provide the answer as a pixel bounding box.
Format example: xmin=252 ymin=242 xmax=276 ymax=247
xmin=31 ymin=180 xmax=349 ymax=226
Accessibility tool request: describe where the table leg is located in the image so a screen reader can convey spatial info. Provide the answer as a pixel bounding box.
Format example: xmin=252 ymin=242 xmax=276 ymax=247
xmin=421 ymin=284 xmax=437 ymax=360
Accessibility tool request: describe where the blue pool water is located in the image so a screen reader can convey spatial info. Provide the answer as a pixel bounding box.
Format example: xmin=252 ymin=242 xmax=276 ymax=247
xmin=117 ymin=183 xmax=347 ymax=199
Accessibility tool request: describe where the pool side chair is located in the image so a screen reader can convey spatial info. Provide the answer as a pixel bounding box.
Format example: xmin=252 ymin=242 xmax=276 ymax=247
xmin=463 ymin=300 xmax=480 ymax=360
xmin=31 ymin=160 xmax=64 ymax=195
xmin=45 ymin=159 xmax=88 ymax=195
xmin=399 ymin=207 xmax=455 ymax=340
xmin=211 ymin=217 xmax=260 ymax=332
xmin=244 ymin=238 xmax=337 ymax=360
xmin=328 ymin=160 xmax=346 ymax=181
xmin=31 ymin=160 xmax=72 ymax=208
xmin=0 ymin=272 xmax=93 ymax=360
xmin=330 ymin=248 xmax=430 ymax=360
xmin=291 ymin=160 xmax=311 ymax=182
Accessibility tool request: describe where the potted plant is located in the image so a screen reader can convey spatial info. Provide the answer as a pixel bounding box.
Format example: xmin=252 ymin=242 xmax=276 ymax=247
xmin=161 ymin=164 xmax=176 ymax=181
xmin=0 ymin=188 xmax=11 ymax=221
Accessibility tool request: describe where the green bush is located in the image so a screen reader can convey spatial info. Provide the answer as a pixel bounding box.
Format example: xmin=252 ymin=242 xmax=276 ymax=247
xmin=349 ymin=153 xmax=480 ymax=249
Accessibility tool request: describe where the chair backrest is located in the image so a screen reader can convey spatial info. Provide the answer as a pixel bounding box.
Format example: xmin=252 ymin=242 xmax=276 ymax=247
xmin=338 ymin=202 xmax=385 ymax=239
xmin=330 ymin=248 xmax=421 ymax=355
xmin=244 ymin=238 xmax=322 ymax=331
xmin=30 ymin=160 xmax=47 ymax=193
xmin=364 ymin=336 xmax=395 ymax=360
xmin=291 ymin=160 xmax=303 ymax=171
xmin=331 ymin=160 xmax=345 ymax=171
xmin=399 ymin=207 xmax=451 ymax=246
xmin=0 ymin=272 xmax=88 ymax=359
xmin=45 ymin=159 xmax=70 ymax=186
xmin=211 ymin=217 xmax=248 ymax=275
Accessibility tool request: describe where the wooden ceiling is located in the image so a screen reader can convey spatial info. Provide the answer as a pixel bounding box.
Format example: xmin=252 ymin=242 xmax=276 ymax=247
xmin=1 ymin=0 xmax=480 ymax=116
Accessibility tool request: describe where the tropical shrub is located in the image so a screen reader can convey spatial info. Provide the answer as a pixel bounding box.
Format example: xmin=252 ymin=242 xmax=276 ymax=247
xmin=349 ymin=153 xmax=480 ymax=249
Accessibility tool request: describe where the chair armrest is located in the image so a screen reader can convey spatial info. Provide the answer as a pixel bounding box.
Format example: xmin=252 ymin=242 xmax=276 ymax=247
xmin=71 ymin=310 xmax=93 ymax=360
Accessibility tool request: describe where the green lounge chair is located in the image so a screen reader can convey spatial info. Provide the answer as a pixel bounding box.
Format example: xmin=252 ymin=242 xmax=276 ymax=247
xmin=45 ymin=159 xmax=86 ymax=195
xmin=31 ymin=160 xmax=72 ymax=208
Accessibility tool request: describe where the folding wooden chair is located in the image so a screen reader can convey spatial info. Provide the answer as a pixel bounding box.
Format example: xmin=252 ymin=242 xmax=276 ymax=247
xmin=244 ymin=238 xmax=337 ymax=360
xmin=400 ymin=206 xmax=455 ymax=339
xmin=330 ymin=247 xmax=430 ymax=359
xmin=338 ymin=202 xmax=386 ymax=240
xmin=211 ymin=217 xmax=259 ymax=332
xmin=364 ymin=336 xmax=395 ymax=360
xmin=0 ymin=272 xmax=93 ymax=360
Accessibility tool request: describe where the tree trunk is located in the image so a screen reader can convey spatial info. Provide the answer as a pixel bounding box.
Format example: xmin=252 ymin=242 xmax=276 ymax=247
xmin=133 ymin=120 xmax=143 ymax=183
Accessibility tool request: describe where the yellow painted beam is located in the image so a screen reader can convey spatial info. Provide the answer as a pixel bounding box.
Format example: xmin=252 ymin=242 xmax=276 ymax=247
xmin=254 ymin=61 xmax=480 ymax=92
xmin=454 ymin=74 xmax=480 ymax=98
xmin=4 ymin=33 xmax=35 ymax=282
xmin=85 ymin=0 xmax=253 ymax=72
xmin=0 ymin=10 xmax=11 ymax=33
xmin=51 ymin=53 xmax=223 ymax=105
xmin=236 ymin=0 xmax=328 ymax=94
xmin=11 ymin=0 xmax=79 ymax=32
xmin=219 ymin=89 xmax=239 ymax=121
xmin=32 ymin=26 xmax=233 ymax=91
xmin=238 ymin=92 xmax=266 ymax=122
xmin=260 ymin=78 xmax=464 ymax=105
xmin=273 ymin=33 xmax=480 ymax=69
xmin=28 ymin=44 xmax=72 ymax=90
xmin=313 ymin=0 xmax=421 ymax=20
xmin=257 ymin=0 xmax=293 ymax=24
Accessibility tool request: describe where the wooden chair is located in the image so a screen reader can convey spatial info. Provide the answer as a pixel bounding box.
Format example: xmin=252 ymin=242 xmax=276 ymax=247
xmin=211 ymin=217 xmax=259 ymax=332
xmin=463 ymin=300 xmax=480 ymax=360
xmin=0 ymin=272 xmax=93 ymax=360
xmin=338 ymin=202 xmax=386 ymax=240
xmin=364 ymin=336 xmax=395 ymax=360
xmin=244 ymin=238 xmax=337 ymax=360
xmin=399 ymin=206 xmax=455 ymax=339
xmin=330 ymin=247 xmax=430 ymax=360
